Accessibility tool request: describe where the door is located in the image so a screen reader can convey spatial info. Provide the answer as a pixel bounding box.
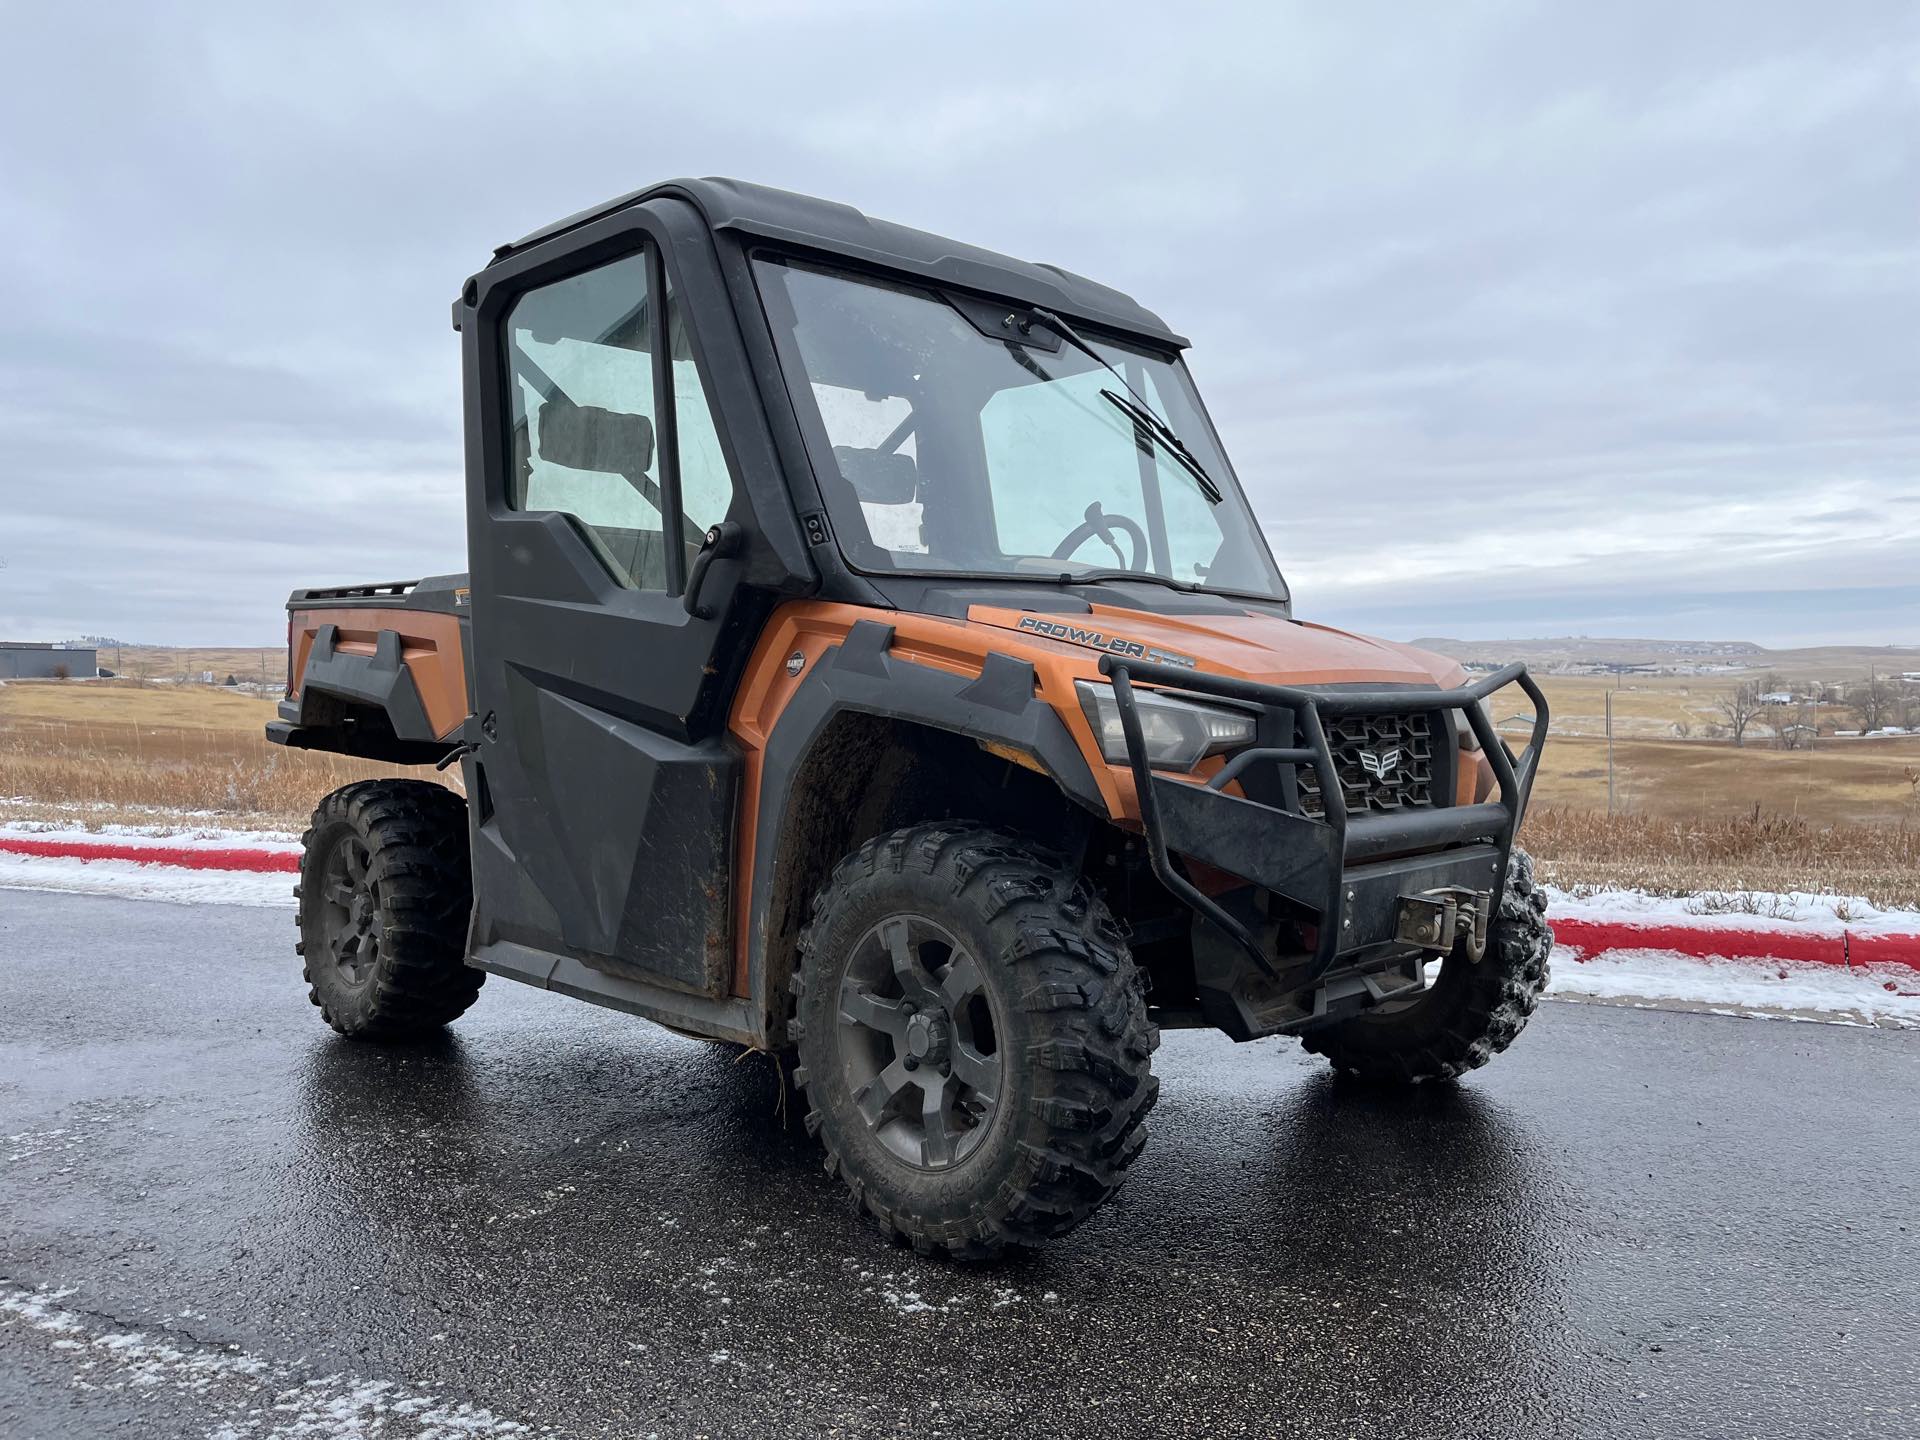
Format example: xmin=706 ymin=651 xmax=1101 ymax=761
xmin=461 ymin=223 xmax=753 ymax=998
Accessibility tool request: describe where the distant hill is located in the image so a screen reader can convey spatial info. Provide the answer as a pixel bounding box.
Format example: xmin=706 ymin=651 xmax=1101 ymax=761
xmin=1413 ymin=637 xmax=1920 ymax=681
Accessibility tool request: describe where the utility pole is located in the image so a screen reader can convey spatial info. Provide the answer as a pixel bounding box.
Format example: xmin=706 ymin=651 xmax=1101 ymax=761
xmin=1605 ymin=687 xmax=1616 ymax=817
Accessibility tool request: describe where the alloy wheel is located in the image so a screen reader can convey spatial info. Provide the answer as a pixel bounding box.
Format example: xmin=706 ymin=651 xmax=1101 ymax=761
xmin=835 ymin=914 xmax=1003 ymax=1169
xmin=319 ymin=833 xmax=381 ymax=986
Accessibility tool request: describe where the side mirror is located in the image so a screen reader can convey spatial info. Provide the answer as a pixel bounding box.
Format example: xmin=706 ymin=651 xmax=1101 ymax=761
xmin=833 ymin=446 xmax=917 ymax=505
xmin=536 ymin=398 xmax=655 ymax=477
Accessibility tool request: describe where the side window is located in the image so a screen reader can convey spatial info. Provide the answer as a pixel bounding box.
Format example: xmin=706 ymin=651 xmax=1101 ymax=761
xmin=665 ymin=285 xmax=738 ymax=535
xmin=504 ymin=251 xmax=739 ymax=590
xmin=506 ymin=251 xmax=673 ymax=589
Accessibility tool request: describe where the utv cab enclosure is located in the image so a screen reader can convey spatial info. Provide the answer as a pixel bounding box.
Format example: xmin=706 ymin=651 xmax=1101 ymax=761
xmin=270 ymin=178 xmax=1552 ymax=1258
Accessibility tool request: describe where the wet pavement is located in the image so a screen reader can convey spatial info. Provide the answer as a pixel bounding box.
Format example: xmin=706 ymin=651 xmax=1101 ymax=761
xmin=2 ymin=887 xmax=1916 ymax=1439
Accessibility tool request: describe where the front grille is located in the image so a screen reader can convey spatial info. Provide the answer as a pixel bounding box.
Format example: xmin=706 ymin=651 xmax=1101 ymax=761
xmin=1297 ymin=711 xmax=1436 ymax=818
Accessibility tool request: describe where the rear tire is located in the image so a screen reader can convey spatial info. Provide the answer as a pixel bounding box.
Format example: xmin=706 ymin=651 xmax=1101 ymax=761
xmin=1299 ymin=849 xmax=1552 ymax=1083
xmin=296 ymin=779 xmax=480 ymax=1041
xmin=792 ymin=824 xmax=1158 ymax=1259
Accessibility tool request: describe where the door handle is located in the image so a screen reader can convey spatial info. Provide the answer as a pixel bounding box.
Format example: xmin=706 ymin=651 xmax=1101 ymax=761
xmin=684 ymin=520 xmax=743 ymax=619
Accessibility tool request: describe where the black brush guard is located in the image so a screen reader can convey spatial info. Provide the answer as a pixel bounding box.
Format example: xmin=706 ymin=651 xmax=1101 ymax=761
xmin=1098 ymin=656 xmax=1550 ymax=987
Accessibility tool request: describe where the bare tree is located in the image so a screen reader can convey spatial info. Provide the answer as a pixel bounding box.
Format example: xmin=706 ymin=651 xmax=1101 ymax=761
xmin=1852 ymin=676 xmax=1896 ymax=732
xmin=1715 ymin=679 xmax=1765 ymax=747
xmin=1766 ymin=692 xmax=1820 ymax=751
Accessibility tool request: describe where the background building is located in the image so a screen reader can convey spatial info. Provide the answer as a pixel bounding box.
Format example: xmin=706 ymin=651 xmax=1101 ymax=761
xmin=0 ymin=642 xmax=98 ymax=679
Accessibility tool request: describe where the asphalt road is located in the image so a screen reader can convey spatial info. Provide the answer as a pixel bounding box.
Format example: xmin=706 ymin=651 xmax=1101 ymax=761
xmin=2 ymin=888 xmax=1916 ymax=1439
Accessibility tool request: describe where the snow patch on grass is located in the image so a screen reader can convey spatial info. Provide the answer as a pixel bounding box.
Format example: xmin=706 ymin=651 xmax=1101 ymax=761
xmin=1549 ymin=946 xmax=1920 ymax=1027
xmin=0 ymin=850 xmax=295 ymax=907
xmin=1547 ymin=883 xmax=1919 ymax=936
xmin=0 ymin=821 xmax=302 ymax=907
xmin=0 ymin=819 xmax=302 ymax=848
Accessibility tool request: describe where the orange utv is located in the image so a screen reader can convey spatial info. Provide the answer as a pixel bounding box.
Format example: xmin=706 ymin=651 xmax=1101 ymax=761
xmin=270 ymin=179 xmax=1553 ymax=1258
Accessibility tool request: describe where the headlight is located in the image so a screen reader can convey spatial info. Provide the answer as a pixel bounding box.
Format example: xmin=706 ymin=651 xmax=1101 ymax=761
xmin=1075 ymin=681 xmax=1257 ymax=772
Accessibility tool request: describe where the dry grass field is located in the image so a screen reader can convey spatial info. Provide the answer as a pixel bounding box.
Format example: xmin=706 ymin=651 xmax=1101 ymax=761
xmin=0 ymin=679 xmax=439 ymax=832
xmin=1499 ymin=672 xmax=1920 ymax=827
xmin=1525 ymin=670 xmax=1914 ymax=743
xmin=1524 ymin=731 xmax=1920 ymax=826
xmin=0 ymin=680 xmax=283 ymax=731
xmin=1525 ymin=674 xmax=1739 ymax=739
xmin=1522 ymin=808 xmax=1920 ymax=910
xmin=93 ymin=645 xmax=288 ymax=686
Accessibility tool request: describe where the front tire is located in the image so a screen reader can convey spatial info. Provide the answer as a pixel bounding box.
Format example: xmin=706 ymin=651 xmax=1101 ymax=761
xmin=296 ymin=779 xmax=480 ymax=1041
xmin=792 ymin=825 xmax=1158 ymax=1259
xmin=1299 ymin=849 xmax=1552 ymax=1083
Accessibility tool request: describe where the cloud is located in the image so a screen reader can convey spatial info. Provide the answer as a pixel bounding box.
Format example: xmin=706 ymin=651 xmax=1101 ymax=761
xmin=0 ymin=1 xmax=1913 ymax=646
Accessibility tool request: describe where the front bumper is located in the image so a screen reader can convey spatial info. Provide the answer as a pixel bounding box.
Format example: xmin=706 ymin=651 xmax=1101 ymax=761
xmin=1098 ymin=655 xmax=1549 ymax=1022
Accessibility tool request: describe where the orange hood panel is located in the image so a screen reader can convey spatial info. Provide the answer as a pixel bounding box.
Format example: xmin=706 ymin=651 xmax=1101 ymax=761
xmin=966 ymin=603 xmax=1465 ymax=690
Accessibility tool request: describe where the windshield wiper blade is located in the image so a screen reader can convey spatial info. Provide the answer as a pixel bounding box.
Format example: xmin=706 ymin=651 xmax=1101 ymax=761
xmin=1098 ymin=388 xmax=1224 ymax=504
xmin=1023 ymin=305 xmax=1224 ymax=505
xmin=1065 ymin=568 xmax=1204 ymax=593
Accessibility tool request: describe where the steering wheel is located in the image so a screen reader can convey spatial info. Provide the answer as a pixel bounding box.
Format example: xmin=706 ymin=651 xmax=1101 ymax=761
xmin=1050 ymin=502 xmax=1150 ymax=572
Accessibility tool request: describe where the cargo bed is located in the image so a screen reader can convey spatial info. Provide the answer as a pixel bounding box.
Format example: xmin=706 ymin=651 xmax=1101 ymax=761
xmin=268 ymin=574 xmax=472 ymax=764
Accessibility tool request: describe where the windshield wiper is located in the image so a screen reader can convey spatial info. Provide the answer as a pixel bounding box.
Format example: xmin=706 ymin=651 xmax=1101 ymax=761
xmin=1064 ymin=568 xmax=1205 ymax=593
xmin=1024 ymin=306 xmax=1224 ymax=505
xmin=1098 ymin=389 xmax=1223 ymax=504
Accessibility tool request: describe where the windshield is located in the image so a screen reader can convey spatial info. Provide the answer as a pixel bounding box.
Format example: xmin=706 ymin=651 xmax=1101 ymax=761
xmin=755 ymin=257 xmax=1286 ymax=598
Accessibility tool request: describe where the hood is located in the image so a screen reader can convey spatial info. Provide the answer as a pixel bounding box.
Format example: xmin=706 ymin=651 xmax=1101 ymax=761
xmin=967 ymin=601 xmax=1466 ymax=690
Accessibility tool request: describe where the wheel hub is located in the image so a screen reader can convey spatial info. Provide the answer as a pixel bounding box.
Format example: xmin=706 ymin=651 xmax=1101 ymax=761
xmin=320 ymin=835 xmax=381 ymax=986
xmin=903 ymin=1010 xmax=950 ymax=1070
xmin=834 ymin=913 xmax=1003 ymax=1170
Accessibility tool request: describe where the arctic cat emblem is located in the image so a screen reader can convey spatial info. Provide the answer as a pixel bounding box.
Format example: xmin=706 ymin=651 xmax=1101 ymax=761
xmin=1358 ymin=747 xmax=1402 ymax=780
xmin=1014 ymin=615 xmax=1197 ymax=669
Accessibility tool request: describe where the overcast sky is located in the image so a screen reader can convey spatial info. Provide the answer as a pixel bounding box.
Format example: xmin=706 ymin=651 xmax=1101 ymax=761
xmin=3 ymin=2 xmax=1915 ymax=649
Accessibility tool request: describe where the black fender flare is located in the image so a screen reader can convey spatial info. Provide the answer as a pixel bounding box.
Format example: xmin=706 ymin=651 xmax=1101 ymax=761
xmin=744 ymin=619 xmax=1107 ymax=1019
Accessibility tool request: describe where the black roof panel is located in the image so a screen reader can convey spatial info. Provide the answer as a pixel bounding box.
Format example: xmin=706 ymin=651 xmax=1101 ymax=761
xmin=497 ymin=176 xmax=1186 ymax=348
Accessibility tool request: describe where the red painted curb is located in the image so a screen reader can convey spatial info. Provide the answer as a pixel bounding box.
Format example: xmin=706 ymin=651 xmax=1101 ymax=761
xmin=5 ymin=836 xmax=1917 ymax=973
xmin=1551 ymin=917 xmax=1920 ymax=973
xmin=0 ymin=837 xmax=299 ymax=874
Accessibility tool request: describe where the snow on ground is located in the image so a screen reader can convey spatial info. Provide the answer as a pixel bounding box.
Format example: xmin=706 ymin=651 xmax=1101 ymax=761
xmin=0 ymin=822 xmax=300 ymax=906
xmin=1542 ymin=881 xmax=1920 ymax=1027
xmin=0 ymin=820 xmax=302 ymax=849
xmin=1548 ymin=950 xmax=1920 ymax=1028
xmin=0 ymin=850 xmax=296 ymax=906
xmin=0 ymin=1283 xmax=538 ymax=1438
xmin=1546 ymin=883 xmax=1917 ymax=937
